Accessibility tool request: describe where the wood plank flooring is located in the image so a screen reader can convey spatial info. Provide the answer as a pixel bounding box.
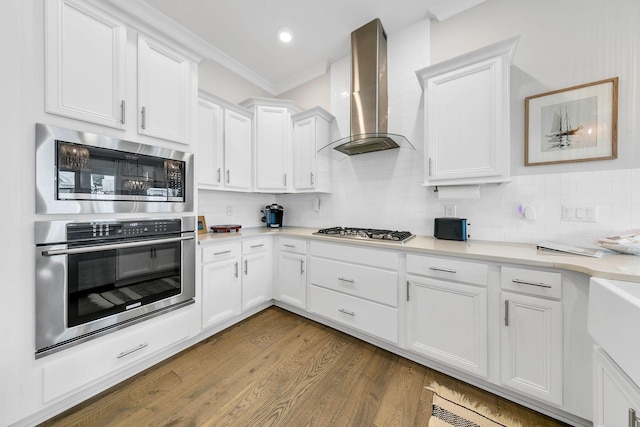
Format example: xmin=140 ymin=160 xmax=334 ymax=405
xmin=40 ymin=307 xmax=568 ymax=426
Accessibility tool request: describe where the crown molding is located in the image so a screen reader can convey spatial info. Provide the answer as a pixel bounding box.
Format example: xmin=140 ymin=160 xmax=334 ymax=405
xmin=427 ymin=0 xmax=486 ymax=22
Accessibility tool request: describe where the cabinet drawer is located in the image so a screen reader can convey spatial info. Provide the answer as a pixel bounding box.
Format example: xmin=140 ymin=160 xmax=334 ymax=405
xmin=310 ymin=257 xmax=398 ymax=307
xmin=43 ymin=310 xmax=189 ymax=402
xmin=279 ymin=237 xmax=306 ymax=254
xmin=501 ymin=266 xmax=561 ymax=299
xmin=407 ymin=254 xmax=488 ymax=286
xmin=308 ymin=285 xmax=398 ymax=343
xmin=242 ymin=237 xmax=270 ymax=254
xmin=202 ymin=242 xmax=241 ymax=264
xmin=310 ymin=241 xmax=397 ymax=270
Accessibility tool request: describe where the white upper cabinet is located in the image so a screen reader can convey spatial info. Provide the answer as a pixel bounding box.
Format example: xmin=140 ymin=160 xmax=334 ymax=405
xmin=137 ymin=35 xmax=191 ymax=143
xmin=291 ymin=107 xmax=334 ymax=193
xmin=197 ymin=92 xmax=252 ymax=192
xmin=45 ymin=0 xmax=196 ymax=145
xmin=416 ymin=36 xmax=519 ymax=187
xmin=240 ymin=98 xmax=302 ymax=193
xmin=45 ymin=0 xmax=127 ymax=129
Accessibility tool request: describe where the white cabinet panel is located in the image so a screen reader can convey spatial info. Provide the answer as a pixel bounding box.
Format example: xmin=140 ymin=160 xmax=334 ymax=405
xmin=241 ymin=239 xmax=272 ymax=310
xmin=45 ymin=0 xmax=127 ymax=128
xmin=197 ymin=100 xmax=224 ymax=187
xmin=501 ymin=292 xmax=563 ymax=405
xmin=278 ymin=251 xmax=307 ymax=309
xmin=202 ymin=256 xmax=241 ymax=329
xmin=137 ymin=35 xmax=191 ymax=143
xmin=291 ymin=107 xmax=333 ymax=193
xmin=254 ymin=105 xmax=290 ymax=191
xmin=309 ymin=285 xmax=398 ymax=344
xmin=224 ymin=109 xmax=253 ymax=191
xmin=407 ymin=253 xmax=488 ymax=286
xmin=407 ymin=276 xmax=488 ymax=377
xmin=501 ymin=266 xmax=562 ymax=299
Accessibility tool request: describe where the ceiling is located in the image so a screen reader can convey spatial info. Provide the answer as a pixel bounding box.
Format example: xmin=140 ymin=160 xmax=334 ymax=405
xmin=141 ymin=0 xmax=485 ymax=95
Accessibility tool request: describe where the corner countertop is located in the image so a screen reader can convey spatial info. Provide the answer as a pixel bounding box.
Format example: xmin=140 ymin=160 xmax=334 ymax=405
xmin=199 ymin=226 xmax=640 ymax=283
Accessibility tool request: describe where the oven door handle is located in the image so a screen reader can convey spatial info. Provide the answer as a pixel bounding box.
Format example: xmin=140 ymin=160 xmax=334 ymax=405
xmin=41 ymin=235 xmax=194 ymax=257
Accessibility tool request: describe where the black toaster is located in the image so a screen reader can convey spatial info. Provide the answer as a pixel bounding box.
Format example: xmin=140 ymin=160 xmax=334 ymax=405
xmin=434 ymin=218 xmax=469 ymax=241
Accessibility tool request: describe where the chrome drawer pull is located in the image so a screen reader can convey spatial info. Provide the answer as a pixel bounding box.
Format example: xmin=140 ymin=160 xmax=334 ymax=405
xmin=234 ymin=262 xmax=238 ymax=278
xmin=216 ymin=168 xmax=221 ymax=183
xmin=338 ymin=277 xmax=355 ymax=283
xmin=120 ymin=100 xmax=126 ymax=124
xmin=284 ymin=244 xmax=295 ymax=248
xmin=214 ymin=250 xmax=232 ymax=256
xmin=338 ymin=309 xmax=355 ymax=317
xmin=140 ymin=106 xmax=146 ymax=129
xmin=429 ymin=267 xmax=456 ymax=274
xmin=250 ymin=244 xmax=264 ymax=248
xmin=504 ymin=300 xmax=509 ymax=327
xmin=512 ymin=279 xmax=552 ymax=289
xmin=117 ymin=343 xmax=148 ymax=359
xmin=300 ymin=260 xmax=305 ymax=274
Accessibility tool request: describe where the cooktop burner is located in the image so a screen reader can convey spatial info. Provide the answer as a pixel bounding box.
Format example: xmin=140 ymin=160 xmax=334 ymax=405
xmin=314 ymin=227 xmax=415 ymax=243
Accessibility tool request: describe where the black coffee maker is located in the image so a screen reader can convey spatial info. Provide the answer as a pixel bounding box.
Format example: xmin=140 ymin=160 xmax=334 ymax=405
xmin=261 ymin=204 xmax=284 ymax=228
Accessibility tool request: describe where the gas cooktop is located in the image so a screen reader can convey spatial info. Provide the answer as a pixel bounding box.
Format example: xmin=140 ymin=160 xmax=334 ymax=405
xmin=313 ymin=227 xmax=415 ymax=243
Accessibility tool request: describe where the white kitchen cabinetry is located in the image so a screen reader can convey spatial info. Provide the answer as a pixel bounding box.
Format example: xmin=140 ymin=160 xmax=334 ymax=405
xmin=197 ymin=92 xmax=253 ymax=191
xmin=241 ymin=238 xmax=272 ymax=310
xmin=45 ymin=0 xmax=127 ymax=129
xmin=42 ymin=309 xmax=189 ymax=402
xmin=416 ymin=36 xmax=519 ymax=187
xmin=593 ymin=345 xmax=640 ymax=427
xmin=201 ymin=242 xmax=241 ymax=329
xmin=240 ymin=98 xmax=302 ymax=193
xmin=308 ymin=241 xmax=399 ymax=343
xmin=406 ymin=254 xmax=489 ymax=377
xmin=291 ymin=108 xmax=334 ymax=193
xmin=500 ymin=266 xmax=563 ymax=406
xmin=45 ymin=0 xmax=195 ymax=144
xmin=137 ymin=35 xmax=191 ymax=143
xmin=276 ymin=238 xmax=307 ymax=309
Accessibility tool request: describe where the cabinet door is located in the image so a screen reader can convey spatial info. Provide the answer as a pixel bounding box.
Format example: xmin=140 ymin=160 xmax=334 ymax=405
xmin=224 ymin=109 xmax=252 ymax=191
xmin=407 ymin=277 xmax=488 ymax=377
xmin=254 ymin=106 xmax=290 ymax=191
xmin=278 ymin=252 xmax=306 ymax=309
xmin=292 ymin=117 xmax=316 ymax=191
xmin=594 ymin=346 xmax=640 ymax=427
xmin=501 ymin=292 xmax=563 ymax=405
xmin=45 ymin=0 xmax=127 ymax=128
xmin=197 ymin=100 xmax=224 ymax=187
xmin=137 ymin=35 xmax=191 ymax=143
xmin=242 ymin=251 xmax=271 ymax=310
xmin=202 ymin=257 xmax=241 ymax=329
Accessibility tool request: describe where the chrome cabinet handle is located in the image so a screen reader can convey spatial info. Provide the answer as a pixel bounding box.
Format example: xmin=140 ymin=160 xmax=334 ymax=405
xmin=406 ymin=280 xmax=410 ymax=302
xmin=284 ymin=244 xmax=295 ymax=248
xmin=512 ymin=279 xmax=552 ymax=289
xmin=244 ymin=260 xmax=248 ymax=275
xmin=250 ymin=244 xmax=264 ymax=249
xmin=226 ymin=169 xmax=230 ymax=183
xmin=629 ymin=408 xmax=639 ymax=427
xmin=42 ymin=235 xmax=194 ymax=256
xmin=429 ymin=267 xmax=456 ymax=274
xmin=141 ymin=106 xmax=146 ymax=129
xmin=504 ymin=300 xmax=510 ymax=327
xmin=300 ymin=260 xmax=305 ymax=274
xmin=216 ymin=168 xmax=221 ymax=183
xmin=214 ymin=250 xmax=231 ymax=256
xmin=234 ymin=262 xmax=238 ymax=278
xmin=428 ymin=157 xmax=432 ymax=176
xmin=117 ymin=343 xmax=148 ymax=359
xmin=310 ymin=172 xmax=314 ymax=186
xmin=338 ymin=309 xmax=355 ymax=317
xmin=120 ymin=100 xmax=126 ymax=124
xmin=338 ymin=277 xmax=355 ymax=283
xmin=283 ymin=173 xmax=287 ymax=186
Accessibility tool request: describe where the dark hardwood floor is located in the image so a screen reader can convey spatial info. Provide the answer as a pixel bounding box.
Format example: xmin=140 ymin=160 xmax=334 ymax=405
xmin=40 ymin=307 xmax=567 ymax=426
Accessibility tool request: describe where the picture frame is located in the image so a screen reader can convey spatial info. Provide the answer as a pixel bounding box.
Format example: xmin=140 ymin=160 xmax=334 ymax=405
xmin=525 ymin=77 xmax=618 ymax=166
xmin=197 ymin=215 xmax=207 ymax=235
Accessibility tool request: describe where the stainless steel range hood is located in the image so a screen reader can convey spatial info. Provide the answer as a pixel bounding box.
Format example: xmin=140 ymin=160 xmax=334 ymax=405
xmin=323 ymin=18 xmax=414 ymax=156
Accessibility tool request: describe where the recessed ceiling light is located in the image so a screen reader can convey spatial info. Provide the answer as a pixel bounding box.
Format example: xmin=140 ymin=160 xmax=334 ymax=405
xmin=277 ymin=27 xmax=293 ymax=43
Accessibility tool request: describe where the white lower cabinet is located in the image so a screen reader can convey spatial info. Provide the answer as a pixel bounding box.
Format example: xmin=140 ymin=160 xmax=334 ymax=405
xmin=201 ymin=242 xmax=241 ymax=329
xmin=406 ymin=253 xmax=489 ymax=377
xmin=277 ymin=238 xmax=307 ymax=309
xmin=308 ymin=241 xmax=399 ymax=343
xmin=407 ymin=276 xmax=488 ymax=377
xmin=241 ymin=238 xmax=272 ymax=310
xmin=500 ymin=267 xmax=563 ymax=406
xmin=593 ymin=345 xmax=640 ymax=427
xmin=42 ymin=310 xmax=189 ymax=402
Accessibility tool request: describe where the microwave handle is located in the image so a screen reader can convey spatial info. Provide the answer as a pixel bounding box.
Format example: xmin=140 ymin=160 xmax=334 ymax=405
xmin=41 ymin=235 xmax=194 ymax=257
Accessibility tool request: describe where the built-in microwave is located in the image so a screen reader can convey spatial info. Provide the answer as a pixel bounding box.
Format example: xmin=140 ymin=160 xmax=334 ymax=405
xmin=36 ymin=123 xmax=193 ymax=214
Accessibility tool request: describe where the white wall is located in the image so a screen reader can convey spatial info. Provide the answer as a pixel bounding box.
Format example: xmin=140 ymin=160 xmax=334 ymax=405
xmin=277 ymin=1 xmax=640 ymax=249
xmin=278 ymin=72 xmax=331 ymax=111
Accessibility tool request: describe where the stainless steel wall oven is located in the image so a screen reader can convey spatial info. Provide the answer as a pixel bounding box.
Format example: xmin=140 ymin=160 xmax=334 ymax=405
xmin=36 ymin=123 xmax=193 ymax=214
xmin=34 ymin=217 xmax=195 ymax=357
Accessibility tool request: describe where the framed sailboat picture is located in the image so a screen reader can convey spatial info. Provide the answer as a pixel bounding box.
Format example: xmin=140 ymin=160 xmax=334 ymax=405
xmin=525 ymin=77 xmax=618 ymax=166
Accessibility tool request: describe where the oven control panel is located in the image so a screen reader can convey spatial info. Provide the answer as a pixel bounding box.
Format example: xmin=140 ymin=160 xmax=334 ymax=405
xmin=67 ymin=219 xmax=182 ymax=241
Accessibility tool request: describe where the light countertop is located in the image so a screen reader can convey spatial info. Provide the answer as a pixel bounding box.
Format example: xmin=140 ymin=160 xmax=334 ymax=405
xmin=199 ymin=226 xmax=640 ymax=283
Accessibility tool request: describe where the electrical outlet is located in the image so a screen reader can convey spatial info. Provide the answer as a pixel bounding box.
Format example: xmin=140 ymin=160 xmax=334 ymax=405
xmin=226 ymin=206 xmax=232 ymax=216
xmin=562 ymin=205 xmax=598 ymax=222
xmin=444 ymin=205 xmax=456 ymax=217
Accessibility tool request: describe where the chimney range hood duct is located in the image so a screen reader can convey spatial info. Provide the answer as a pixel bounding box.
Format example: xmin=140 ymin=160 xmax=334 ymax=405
xmin=324 ymin=18 xmax=414 ymax=156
